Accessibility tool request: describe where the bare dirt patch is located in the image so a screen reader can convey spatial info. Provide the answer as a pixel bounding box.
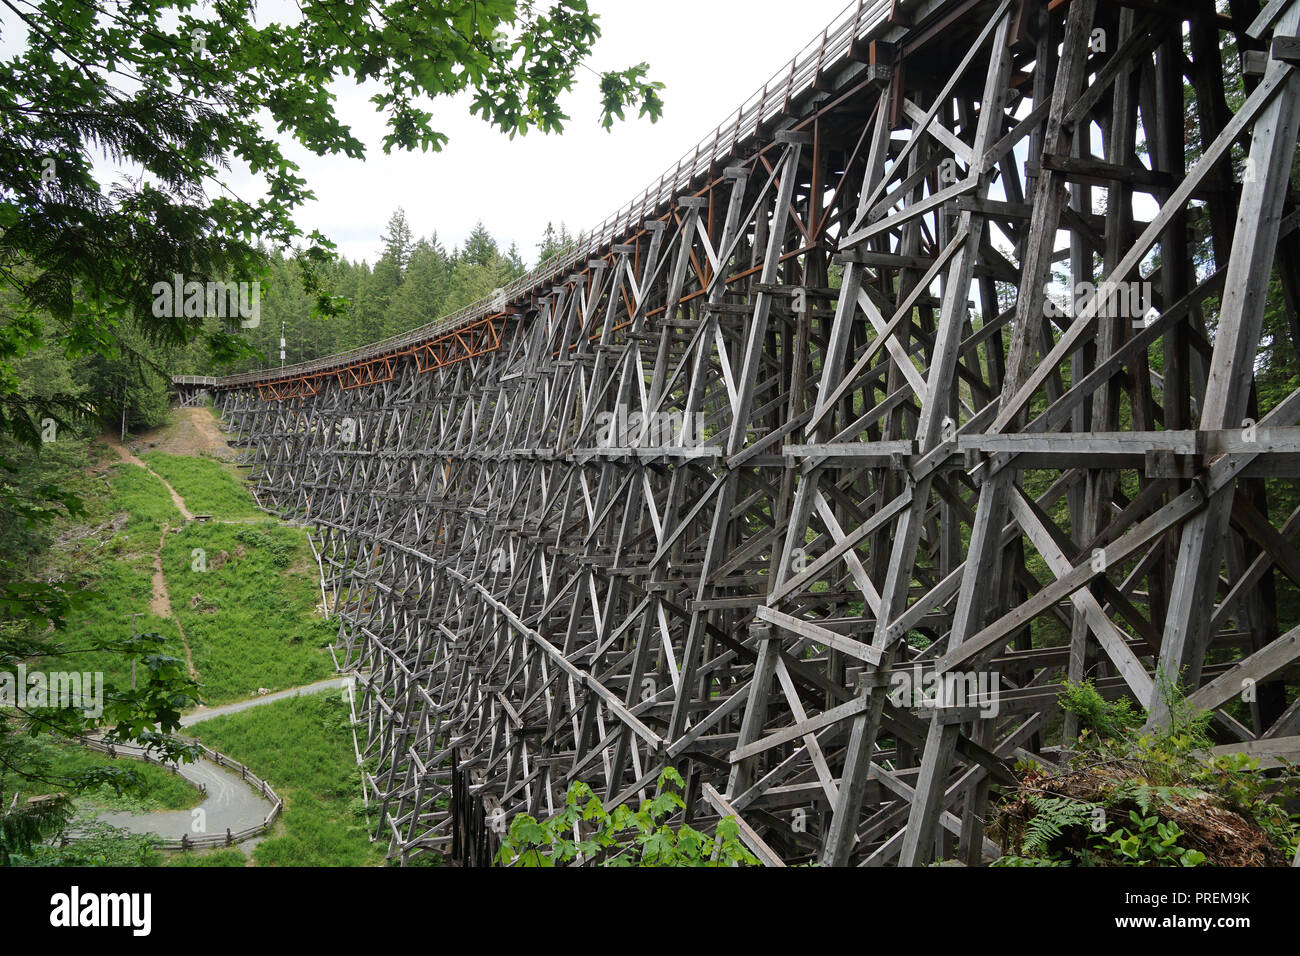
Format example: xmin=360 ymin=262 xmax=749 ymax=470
xmin=137 ymin=407 xmax=237 ymax=460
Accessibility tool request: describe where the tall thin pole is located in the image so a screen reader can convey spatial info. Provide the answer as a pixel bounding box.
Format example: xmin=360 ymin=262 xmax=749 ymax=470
xmin=127 ymin=612 xmax=143 ymax=691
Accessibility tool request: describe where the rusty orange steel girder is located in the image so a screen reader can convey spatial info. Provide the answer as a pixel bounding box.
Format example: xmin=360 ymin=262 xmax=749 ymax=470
xmin=252 ymin=316 xmax=506 ymax=400
xmin=257 ymin=376 xmax=321 ymax=402
xmin=412 ymin=315 xmax=503 ymax=373
xmin=338 ymin=356 xmax=398 ymax=390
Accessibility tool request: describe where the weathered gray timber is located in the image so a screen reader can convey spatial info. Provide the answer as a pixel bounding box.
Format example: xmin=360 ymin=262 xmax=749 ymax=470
xmin=173 ymin=376 xmax=217 ymax=407
xmin=194 ymin=0 xmax=1300 ymax=865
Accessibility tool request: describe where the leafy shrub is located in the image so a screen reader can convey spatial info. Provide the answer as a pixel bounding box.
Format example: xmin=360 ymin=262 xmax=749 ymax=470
xmin=497 ymin=768 xmax=758 ymax=867
xmin=10 ymin=818 xmax=162 ymax=867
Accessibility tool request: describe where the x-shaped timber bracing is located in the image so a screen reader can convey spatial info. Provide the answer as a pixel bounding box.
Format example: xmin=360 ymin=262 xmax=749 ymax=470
xmin=197 ymin=0 xmax=1300 ymax=866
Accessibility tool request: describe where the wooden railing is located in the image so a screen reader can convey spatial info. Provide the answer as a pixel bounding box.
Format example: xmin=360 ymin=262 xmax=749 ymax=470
xmin=74 ymin=734 xmax=283 ymax=851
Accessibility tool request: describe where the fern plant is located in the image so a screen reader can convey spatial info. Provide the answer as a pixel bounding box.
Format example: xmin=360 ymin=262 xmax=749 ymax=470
xmin=1019 ymin=795 xmax=1097 ymax=854
xmin=989 ymin=680 xmax=1300 ymax=867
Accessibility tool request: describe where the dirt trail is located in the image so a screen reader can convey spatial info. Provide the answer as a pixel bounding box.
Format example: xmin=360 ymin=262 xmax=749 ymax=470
xmin=104 ymin=433 xmax=194 ymax=520
xmin=103 ymin=432 xmax=197 ymax=677
xmin=152 ymin=526 xmax=197 ymax=678
xmin=149 ymin=406 xmax=238 ymax=460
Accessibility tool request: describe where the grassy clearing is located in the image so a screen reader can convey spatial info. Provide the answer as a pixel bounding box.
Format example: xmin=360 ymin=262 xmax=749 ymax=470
xmin=25 ymin=432 xmax=361 ymax=864
xmin=42 ymin=444 xmax=333 ymax=708
xmin=36 ymin=461 xmax=185 ymax=685
xmin=49 ymin=459 xmax=182 ymax=567
xmin=140 ymin=452 xmax=260 ymax=519
xmin=45 ymin=553 xmax=186 ymax=690
xmin=161 ymin=521 xmax=333 ymax=705
xmin=184 ymin=694 xmax=382 ymax=866
xmin=100 ymin=462 xmax=183 ymax=536
xmin=33 ymin=736 xmax=202 ymax=812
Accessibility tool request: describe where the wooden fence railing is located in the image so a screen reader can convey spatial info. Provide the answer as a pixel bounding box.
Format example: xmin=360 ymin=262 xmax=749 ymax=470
xmin=73 ymin=734 xmax=282 ymax=851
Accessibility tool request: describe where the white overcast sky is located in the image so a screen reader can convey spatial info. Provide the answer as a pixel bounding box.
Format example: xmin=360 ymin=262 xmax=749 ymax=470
xmin=248 ymin=0 xmax=856 ymax=266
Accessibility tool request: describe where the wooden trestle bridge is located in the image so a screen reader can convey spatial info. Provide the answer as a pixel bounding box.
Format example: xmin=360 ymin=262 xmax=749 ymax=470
xmin=186 ymin=0 xmax=1300 ymax=865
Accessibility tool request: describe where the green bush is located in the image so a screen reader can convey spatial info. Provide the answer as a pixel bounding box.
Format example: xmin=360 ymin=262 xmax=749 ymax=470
xmin=497 ymin=768 xmax=759 ymax=867
xmin=10 ymin=819 xmax=162 ymax=867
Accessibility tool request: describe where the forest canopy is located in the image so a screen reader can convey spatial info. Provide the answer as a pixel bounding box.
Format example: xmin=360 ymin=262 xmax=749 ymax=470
xmin=197 ymin=213 xmax=581 ymax=375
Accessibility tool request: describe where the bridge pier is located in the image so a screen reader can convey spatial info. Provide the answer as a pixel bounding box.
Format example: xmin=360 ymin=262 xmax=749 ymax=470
xmin=173 ymin=375 xmax=217 ymax=408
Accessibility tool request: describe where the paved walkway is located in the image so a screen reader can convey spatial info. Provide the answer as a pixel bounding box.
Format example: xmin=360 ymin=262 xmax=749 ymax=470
xmin=87 ymin=676 xmax=355 ymax=846
xmin=94 ymin=754 xmax=274 ymax=843
xmin=179 ymin=676 xmax=354 ymax=727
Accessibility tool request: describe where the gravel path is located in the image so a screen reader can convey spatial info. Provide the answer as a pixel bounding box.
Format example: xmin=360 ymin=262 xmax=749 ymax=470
xmin=179 ymin=676 xmax=354 ymax=727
